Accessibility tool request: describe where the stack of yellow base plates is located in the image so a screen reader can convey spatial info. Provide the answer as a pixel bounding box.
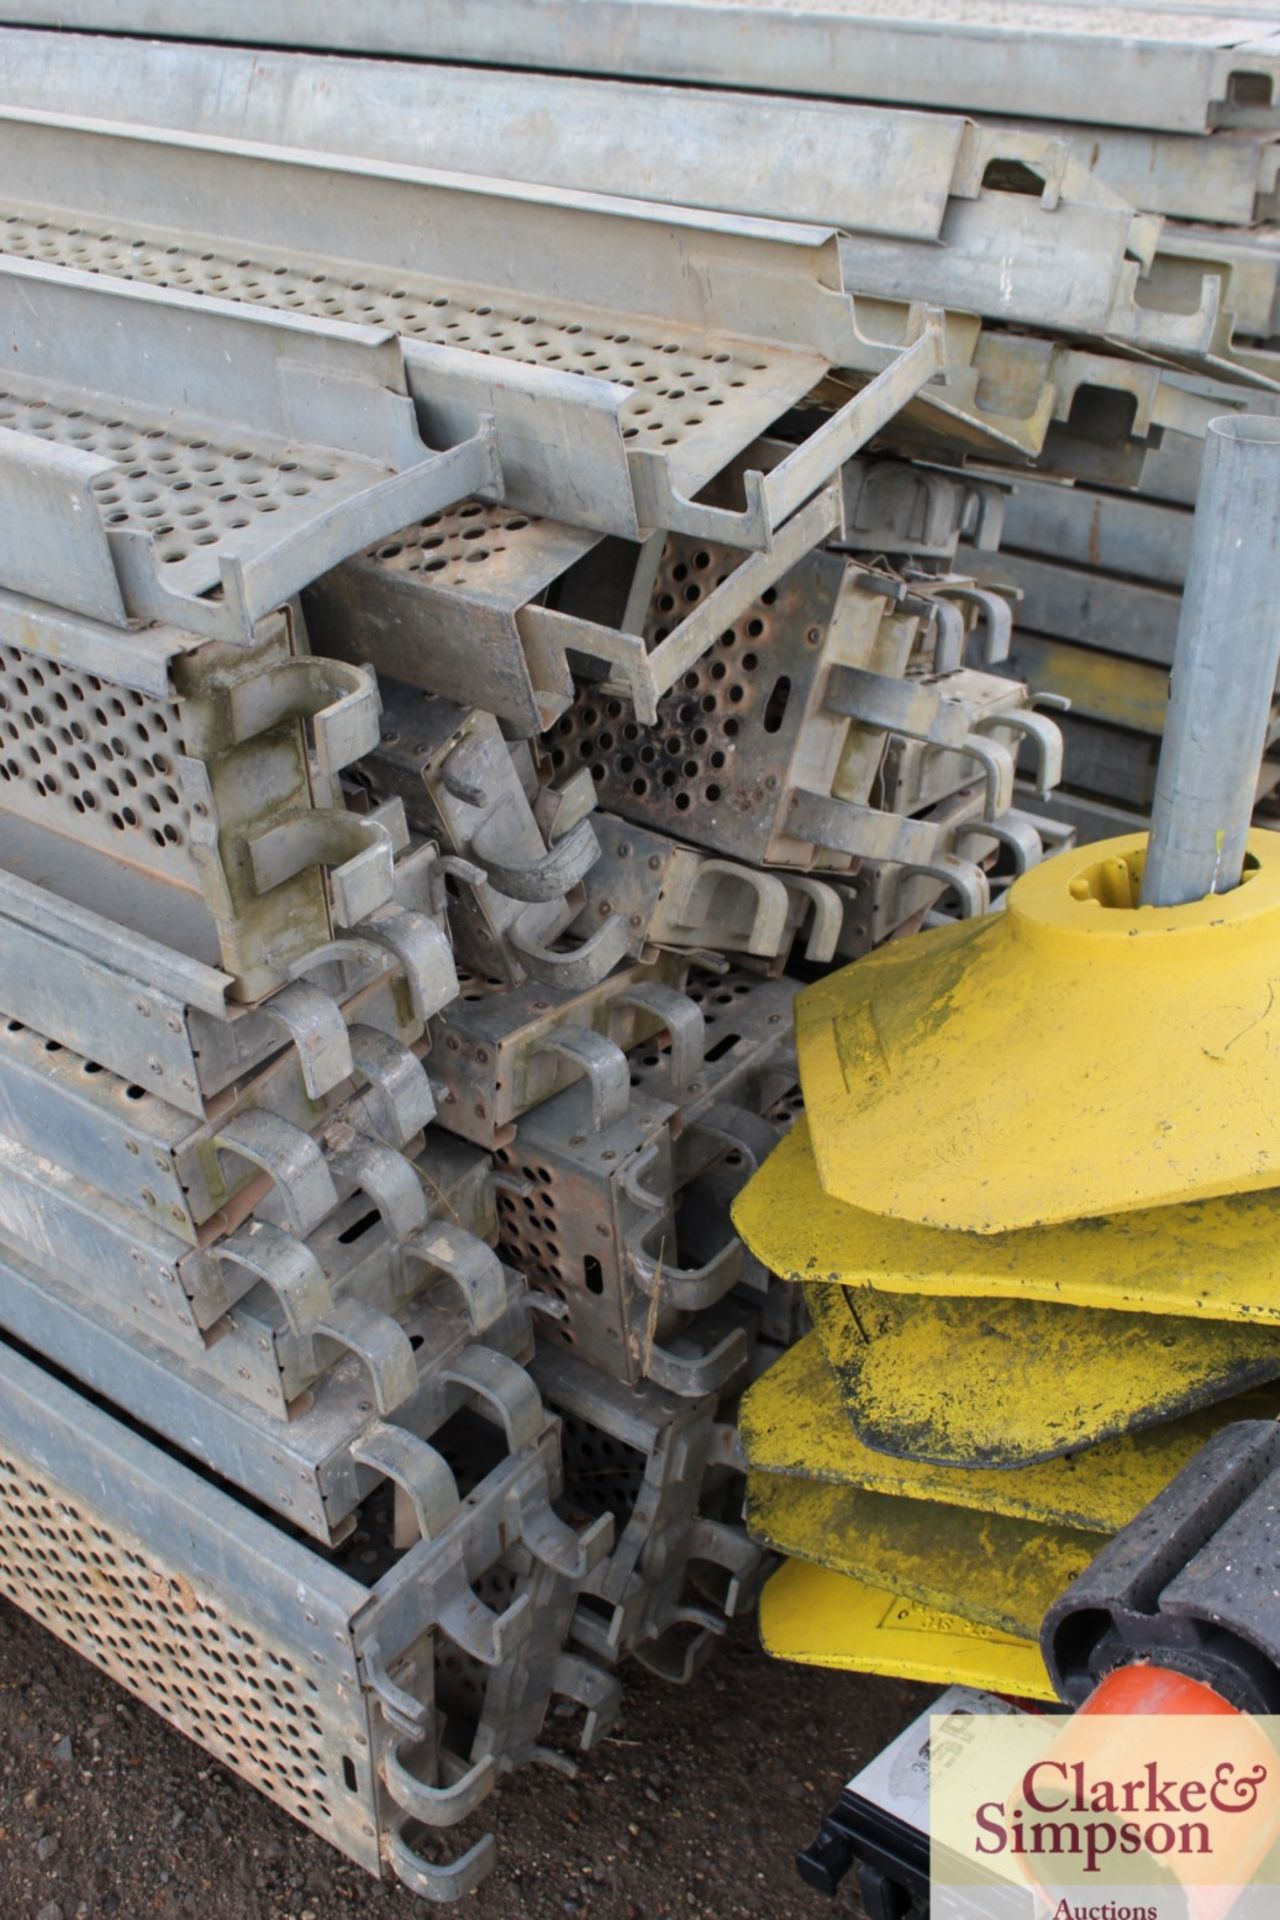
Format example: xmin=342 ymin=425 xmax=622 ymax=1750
xmin=733 ymin=832 xmax=1280 ymax=1691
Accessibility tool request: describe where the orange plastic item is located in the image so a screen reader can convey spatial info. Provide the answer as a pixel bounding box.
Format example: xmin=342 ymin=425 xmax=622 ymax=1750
xmin=1079 ymin=1663 xmax=1240 ymax=1719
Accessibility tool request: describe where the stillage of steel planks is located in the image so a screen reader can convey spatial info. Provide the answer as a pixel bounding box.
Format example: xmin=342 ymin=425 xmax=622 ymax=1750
xmin=7 ymin=1 xmax=1280 ymax=1902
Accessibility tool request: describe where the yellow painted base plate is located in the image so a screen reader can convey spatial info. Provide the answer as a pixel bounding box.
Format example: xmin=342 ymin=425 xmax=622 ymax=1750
xmin=796 ymin=828 xmax=1280 ymax=1233
xmin=739 ymin=1331 xmax=1280 ymax=1533
xmin=746 ymin=1470 xmax=1095 ymax=1639
xmin=806 ymin=1280 xmax=1280 ymax=1468
xmin=759 ymin=1558 xmax=1055 ymax=1700
xmin=732 ymin=1116 xmax=1280 ymax=1326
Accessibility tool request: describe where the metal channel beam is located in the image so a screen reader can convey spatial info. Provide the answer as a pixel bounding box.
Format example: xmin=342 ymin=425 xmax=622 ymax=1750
xmin=0 ymin=253 xmax=505 ymax=642
xmin=0 ymin=111 xmax=932 ymax=555
xmin=968 ymin=550 xmax=1183 ymax=665
xmin=993 ymin=476 xmax=1192 ymax=587
xmin=1 ymin=1 xmax=1277 ymax=135
xmin=978 ymin=113 xmax=1280 ymax=226
xmin=0 ymin=31 xmax=972 ymax=242
xmin=0 ymin=109 xmax=853 ymax=369
xmin=0 ymin=77 xmax=1258 ymax=384
xmin=0 ymin=51 xmax=1150 ymax=303
xmin=0 ymin=27 xmax=1120 ymax=260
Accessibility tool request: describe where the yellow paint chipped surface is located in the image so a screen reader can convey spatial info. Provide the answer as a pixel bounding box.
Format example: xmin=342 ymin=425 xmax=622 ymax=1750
xmin=804 ymin=1279 xmax=1280 ymax=1467
xmin=748 ymin=1473 xmax=1095 ymax=1638
xmin=739 ymin=1332 xmax=1280 ymax=1531
xmin=733 ymin=1115 xmax=1280 ymax=1324
xmin=797 ymin=828 xmax=1280 ymax=1233
xmin=759 ymin=1558 xmax=1055 ymax=1697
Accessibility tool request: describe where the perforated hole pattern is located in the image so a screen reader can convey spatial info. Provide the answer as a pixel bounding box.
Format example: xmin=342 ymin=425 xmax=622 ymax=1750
xmin=0 ymin=645 xmax=197 ymax=880
xmin=764 ymin=1084 xmax=805 ymax=1125
xmin=1 ymin=214 xmax=782 ymax=459
xmin=627 ymin=973 xmax=757 ymax=1096
xmin=364 ymin=498 xmax=544 ymax=590
xmin=558 ymin=1413 xmax=646 ymax=1527
xmin=454 ymin=968 xmax=510 ymax=1003
xmin=0 ymin=1449 xmax=341 ymax=1833
xmin=551 ymin=532 xmax=803 ymax=831
xmin=0 ymin=366 xmax=356 ymax=600
xmin=2 ymin=1017 xmax=170 ymax=1124
xmin=493 ymin=1146 xmax=575 ymax=1346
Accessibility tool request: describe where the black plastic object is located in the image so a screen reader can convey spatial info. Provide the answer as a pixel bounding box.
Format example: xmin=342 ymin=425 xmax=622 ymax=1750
xmin=1043 ymin=1419 xmax=1280 ymax=1713
xmin=798 ymin=1779 xmax=1033 ymax=1913
xmin=798 ymin=1786 xmax=929 ymax=1915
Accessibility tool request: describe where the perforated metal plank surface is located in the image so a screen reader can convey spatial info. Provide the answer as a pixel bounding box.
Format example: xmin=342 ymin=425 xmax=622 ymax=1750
xmin=0 ymin=254 xmax=509 ymax=643
xmin=0 ymin=637 xmax=203 ymax=887
xmin=315 ymin=480 xmax=841 ymax=732
xmin=0 ymin=606 xmax=375 ymax=995
xmin=6 ymin=0 xmax=1279 ymax=133
xmin=0 ymin=112 xmax=897 ymax=550
xmin=0 ymin=97 xmax=1261 ymax=394
xmin=0 ymin=1326 xmax=385 ymax=1874
xmin=548 ymin=539 xmax=867 ymax=867
xmin=0 ymin=577 xmax=214 ymax=699
xmin=0 ymin=30 xmax=1269 ymax=394
xmin=306 ymin=508 xmax=597 ymax=736
xmin=0 ymin=1320 xmax=596 ymax=1899
xmin=0 ymin=55 xmax=1178 ymax=340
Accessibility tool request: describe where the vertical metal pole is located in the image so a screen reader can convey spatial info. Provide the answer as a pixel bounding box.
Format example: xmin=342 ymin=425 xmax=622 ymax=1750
xmin=1143 ymin=414 xmax=1280 ymax=908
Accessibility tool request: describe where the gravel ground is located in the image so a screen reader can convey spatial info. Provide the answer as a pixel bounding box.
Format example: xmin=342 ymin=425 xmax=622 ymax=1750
xmin=0 ymin=1596 xmax=927 ymax=1920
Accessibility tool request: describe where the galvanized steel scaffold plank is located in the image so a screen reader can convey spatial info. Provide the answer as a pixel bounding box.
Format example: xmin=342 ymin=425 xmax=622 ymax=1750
xmin=0 ymin=600 xmax=413 ymax=997
xmin=0 ymin=990 xmax=434 ymax=1249
xmin=1 ymin=24 xmax=1275 ymax=251
xmin=0 ymin=1323 xmax=614 ymax=1900
xmin=0 ymin=1229 xmax=533 ymax=1544
xmin=0 ymin=0 xmax=1230 ymax=1899
xmin=0 ymin=59 xmax=1151 ymax=271
xmin=0 ymin=845 xmax=451 ymax=1110
xmin=3 ymin=0 xmax=1278 ymax=134
xmin=980 ymin=113 xmax=1280 ymax=225
xmin=0 ymin=37 xmax=1013 ymax=248
xmin=0 ymin=255 xmax=513 ymax=644
xmin=0 ymin=88 xmax=1268 ymax=398
xmin=0 ymin=171 xmax=1199 ymax=569
xmin=0 ymin=110 xmax=958 ymax=553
